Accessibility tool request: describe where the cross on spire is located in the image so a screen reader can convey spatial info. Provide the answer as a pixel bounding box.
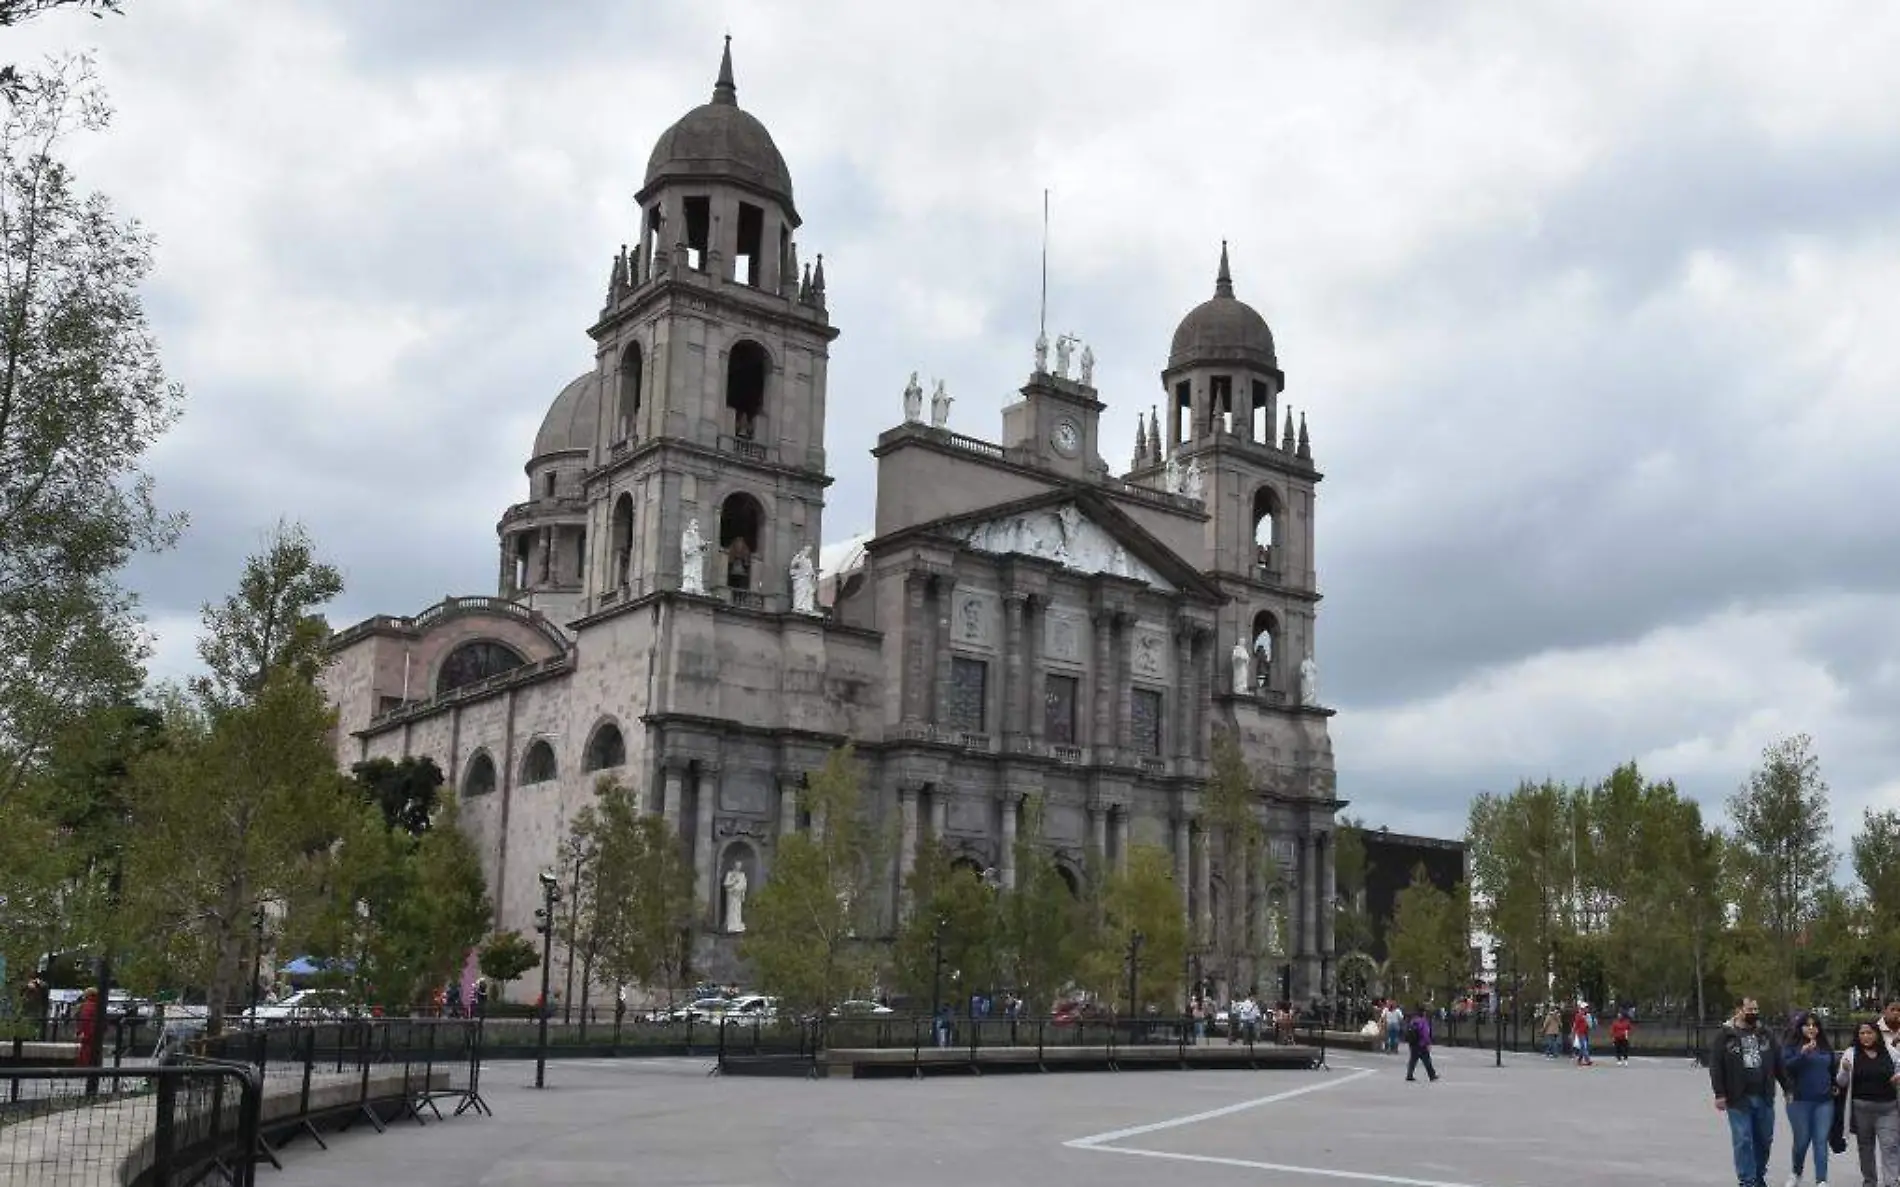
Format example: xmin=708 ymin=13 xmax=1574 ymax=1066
xmin=713 ymin=35 xmax=737 ymax=106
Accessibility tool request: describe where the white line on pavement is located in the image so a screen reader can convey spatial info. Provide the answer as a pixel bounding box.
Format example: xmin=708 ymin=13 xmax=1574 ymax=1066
xmin=1076 ymin=1144 xmax=1496 ymax=1187
xmin=1063 ymin=1068 xmax=1377 ymax=1148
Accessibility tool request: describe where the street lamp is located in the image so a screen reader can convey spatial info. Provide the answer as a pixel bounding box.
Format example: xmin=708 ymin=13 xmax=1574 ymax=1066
xmin=533 ymin=868 xmax=563 ymax=1089
xmin=1126 ymin=930 xmax=1146 ymax=1034
xmin=249 ymin=906 xmax=267 ymax=1011
xmin=561 ymin=839 xmax=594 ymax=1025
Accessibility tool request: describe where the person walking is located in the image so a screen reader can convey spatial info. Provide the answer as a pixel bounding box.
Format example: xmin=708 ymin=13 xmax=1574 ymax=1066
xmin=1541 ymin=1006 xmax=1563 ymax=1059
xmin=1385 ymin=1000 xmax=1405 ymax=1055
xmin=1404 ymin=1003 xmax=1439 ymax=1083
xmin=1838 ymin=1020 xmax=1900 ymax=1187
xmin=1573 ymin=1002 xmax=1596 ymax=1066
xmin=1780 ymin=1011 xmax=1833 ymax=1187
xmin=1711 ymin=996 xmax=1783 ymax=1187
xmin=1612 ymin=1011 xmax=1635 ymax=1066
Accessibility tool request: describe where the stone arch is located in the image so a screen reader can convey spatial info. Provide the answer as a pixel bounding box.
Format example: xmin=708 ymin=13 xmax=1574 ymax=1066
xmin=462 ymin=750 xmax=497 ymax=798
xmin=1052 ymin=854 xmax=1083 ymax=899
xmin=610 ymin=492 xmax=634 ymax=589
xmin=520 ymin=738 xmax=558 ymax=785
xmin=582 ymin=719 xmax=626 ymax=772
xmin=436 ymin=639 xmax=528 ymax=695
xmin=1250 ymin=610 xmax=1279 ymax=692
xmin=718 ymin=840 xmax=759 ymax=934
xmin=616 ymin=341 xmax=644 ymax=441
xmin=718 ymin=489 xmax=766 ymax=591
xmin=725 ymin=339 xmax=771 ymax=441
xmin=1252 ymin=485 xmax=1283 ymax=574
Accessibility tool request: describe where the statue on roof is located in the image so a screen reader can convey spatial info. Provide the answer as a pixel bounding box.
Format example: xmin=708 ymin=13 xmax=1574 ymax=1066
xmin=790 ymin=545 xmax=817 ymax=615
xmin=1183 ymin=458 xmax=1205 ymax=502
xmin=1054 ymin=335 xmax=1073 ymax=378
xmin=1079 ymin=344 xmax=1094 ymax=386
xmin=1034 ymin=330 xmax=1049 ymax=375
xmin=1165 ymin=454 xmax=1182 ymax=495
xmin=903 ymin=371 xmax=923 ymax=424
xmin=930 ymin=380 xmax=952 ymax=428
xmin=681 ymin=519 xmax=707 ymax=595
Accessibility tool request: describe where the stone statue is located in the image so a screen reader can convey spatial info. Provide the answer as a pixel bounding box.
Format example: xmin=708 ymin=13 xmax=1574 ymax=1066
xmin=1165 ymin=454 xmax=1182 ymax=494
xmin=1080 ymin=344 xmax=1094 ymax=385
xmin=1183 ymin=458 xmax=1206 ymax=501
xmin=1231 ymin=640 xmax=1251 ymax=696
xmin=1034 ymin=330 xmax=1049 ymax=374
xmin=790 ymin=545 xmax=817 ymax=614
xmin=1054 ymin=335 xmax=1072 ymax=378
xmin=722 ymin=864 xmax=748 ymax=933
xmin=930 ymin=380 xmax=952 ymax=428
xmin=1298 ymin=654 xmax=1320 ymax=706
xmin=680 ymin=518 xmax=706 ymax=595
xmin=902 ymin=371 xmax=923 ymax=423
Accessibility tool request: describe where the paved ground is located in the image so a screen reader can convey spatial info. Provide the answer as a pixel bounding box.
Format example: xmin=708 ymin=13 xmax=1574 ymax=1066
xmin=265 ymin=1046 xmax=1755 ymax=1187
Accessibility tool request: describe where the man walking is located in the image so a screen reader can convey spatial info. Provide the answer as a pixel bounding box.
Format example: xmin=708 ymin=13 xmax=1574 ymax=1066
xmin=1710 ymin=996 xmax=1781 ymax=1187
xmin=1404 ymin=1003 xmax=1439 ymax=1083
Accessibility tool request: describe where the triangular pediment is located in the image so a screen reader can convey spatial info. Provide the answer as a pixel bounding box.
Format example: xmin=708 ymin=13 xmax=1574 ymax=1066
xmin=958 ymin=502 xmax=1177 ymax=590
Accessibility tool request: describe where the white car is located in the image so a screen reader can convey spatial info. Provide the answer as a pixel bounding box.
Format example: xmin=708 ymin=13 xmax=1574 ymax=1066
xmin=722 ymin=995 xmax=779 ymax=1025
xmin=235 ymin=989 xmax=356 ymax=1026
xmin=830 ymin=1000 xmax=894 ymax=1017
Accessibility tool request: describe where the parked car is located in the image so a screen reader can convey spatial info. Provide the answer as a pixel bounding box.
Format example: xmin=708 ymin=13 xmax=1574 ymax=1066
xmin=830 ymin=1000 xmax=894 ymax=1017
xmin=723 ymin=994 xmax=779 ymax=1025
xmin=235 ymin=989 xmax=357 ymax=1026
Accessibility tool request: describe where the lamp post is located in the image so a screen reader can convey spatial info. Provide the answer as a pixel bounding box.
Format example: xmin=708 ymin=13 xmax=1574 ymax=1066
xmin=249 ymin=906 xmax=267 ymax=1011
xmin=929 ymin=914 xmax=948 ymax=1046
xmin=1126 ymin=930 xmax=1146 ymax=1035
xmin=1492 ymin=946 xmax=1504 ymax=1068
xmin=533 ymin=869 xmax=563 ymax=1089
xmin=561 ymin=839 xmax=593 ymax=1025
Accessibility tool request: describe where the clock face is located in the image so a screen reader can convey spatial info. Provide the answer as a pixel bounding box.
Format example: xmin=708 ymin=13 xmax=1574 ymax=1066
xmin=1052 ymin=418 xmax=1081 ymax=457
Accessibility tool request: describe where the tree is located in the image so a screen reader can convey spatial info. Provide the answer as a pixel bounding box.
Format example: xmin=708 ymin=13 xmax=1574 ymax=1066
xmin=0 ymin=56 xmax=181 ymax=800
xmin=1202 ymin=729 xmax=1266 ymax=994
xmin=349 ymin=756 xmax=443 ymax=837
xmin=478 ymin=930 xmax=539 ymax=989
xmin=1726 ymin=734 xmax=1833 ymax=1007
xmin=995 ymin=797 xmax=1083 ymax=1013
xmin=1332 ymin=818 xmax=1374 ymax=958
xmin=190 ymin=519 xmax=342 ymax=711
xmin=1467 ymin=779 xmax=1582 ymax=993
xmin=1386 ymin=865 xmax=1470 ymax=1005
xmin=1853 ymin=809 xmax=1900 ymax=996
xmin=890 ymin=844 xmax=1001 ymax=1012
xmin=575 ymin=780 xmax=696 ymax=1006
xmin=741 ymin=746 xmax=884 ymax=1015
xmin=1079 ymin=845 xmax=1186 ymax=1014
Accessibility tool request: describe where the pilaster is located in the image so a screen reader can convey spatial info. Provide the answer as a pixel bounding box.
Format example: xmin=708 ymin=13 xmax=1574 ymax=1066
xmin=931 ymin=575 xmax=960 ymax=726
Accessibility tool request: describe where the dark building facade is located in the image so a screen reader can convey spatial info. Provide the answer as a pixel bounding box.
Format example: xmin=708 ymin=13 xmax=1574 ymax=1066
xmin=1351 ymin=827 xmax=1467 ymax=963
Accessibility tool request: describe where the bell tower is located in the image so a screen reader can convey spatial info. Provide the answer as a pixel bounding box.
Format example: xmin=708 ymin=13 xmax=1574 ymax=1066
xmin=581 ymin=38 xmax=840 ymax=611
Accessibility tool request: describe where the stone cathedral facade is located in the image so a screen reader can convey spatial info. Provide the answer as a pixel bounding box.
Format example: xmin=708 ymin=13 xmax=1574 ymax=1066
xmin=320 ymin=43 xmax=1342 ymax=1003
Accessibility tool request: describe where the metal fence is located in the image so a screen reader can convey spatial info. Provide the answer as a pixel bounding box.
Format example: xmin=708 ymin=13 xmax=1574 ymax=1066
xmin=0 ymin=1060 xmax=260 ymax=1187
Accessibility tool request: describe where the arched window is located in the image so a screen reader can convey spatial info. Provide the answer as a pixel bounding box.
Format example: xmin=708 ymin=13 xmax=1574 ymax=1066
xmin=520 ymin=739 xmax=558 ymax=785
xmin=718 ymin=491 xmax=765 ymax=591
xmin=610 ymin=493 xmax=634 ymax=589
xmin=1055 ymin=864 xmax=1081 ymax=899
xmin=617 ymin=342 xmax=644 ymax=441
xmin=1251 ymin=610 xmax=1278 ymax=692
xmin=583 ymin=722 xmax=626 ymax=772
xmin=725 ymin=340 xmax=769 ymax=441
xmin=463 ymin=752 xmax=496 ymax=798
xmin=1252 ymin=486 xmax=1283 ymax=576
xmin=437 ymin=640 xmax=528 ymax=694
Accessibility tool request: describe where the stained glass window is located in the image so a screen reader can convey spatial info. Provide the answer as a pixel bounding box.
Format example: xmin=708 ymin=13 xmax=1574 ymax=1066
xmin=436 ymin=640 xmax=527 ymax=694
xmin=1132 ymin=689 xmax=1163 ymax=756
xmin=949 ymin=657 xmax=988 ymax=733
xmin=1044 ymin=674 xmax=1078 ymax=745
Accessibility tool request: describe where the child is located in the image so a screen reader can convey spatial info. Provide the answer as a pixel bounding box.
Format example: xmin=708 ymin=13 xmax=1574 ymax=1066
xmin=1610 ymin=1011 xmax=1633 ymax=1066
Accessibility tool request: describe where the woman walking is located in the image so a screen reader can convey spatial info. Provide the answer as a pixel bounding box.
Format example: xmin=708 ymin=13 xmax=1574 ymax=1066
xmin=1780 ymin=1012 xmax=1833 ymax=1187
xmin=1838 ymin=1020 xmax=1900 ymax=1187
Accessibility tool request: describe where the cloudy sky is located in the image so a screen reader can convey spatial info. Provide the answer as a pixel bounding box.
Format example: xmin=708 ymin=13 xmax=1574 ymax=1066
xmin=15 ymin=0 xmax=1899 ymax=852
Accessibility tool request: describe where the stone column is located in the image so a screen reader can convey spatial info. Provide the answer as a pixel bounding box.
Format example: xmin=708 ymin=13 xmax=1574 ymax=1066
xmin=1172 ymin=624 xmax=1195 ymax=761
xmin=661 ymin=762 xmax=684 ymax=830
xmin=1113 ymin=809 xmax=1130 ymax=873
xmin=929 ymin=786 xmax=948 ymax=841
xmin=695 ymin=765 xmax=718 ymax=924
xmin=1318 ymin=832 xmax=1336 ymax=965
xmin=898 ymin=786 xmax=919 ymax=887
xmin=1195 ymin=630 xmax=1214 ymax=760
xmin=777 ymin=774 xmax=799 ymax=840
xmin=903 ymin=573 xmax=929 ymax=722
xmin=1091 ymin=609 xmax=1114 ymax=755
xmin=1115 ymin=613 xmax=1134 ymax=752
xmin=999 ymin=795 xmax=1018 ymax=889
xmin=1025 ymin=597 xmax=1046 ymax=745
xmin=1174 ymin=816 xmax=1192 ymax=916
xmin=932 ymin=576 xmax=959 ymax=726
xmin=1089 ymin=805 xmax=1107 ymax=863
xmin=1002 ymin=593 xmax=1027 ymax=745
xmin=1194 ymin=822 xmax=1212 ymax=943
xmin=1298 ymin=832 xmax=1318 ymax=959
xmin=497 ymin=533 xmax=514 ymax=595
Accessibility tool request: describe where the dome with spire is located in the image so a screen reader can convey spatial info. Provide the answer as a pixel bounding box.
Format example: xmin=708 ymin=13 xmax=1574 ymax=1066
xmin=642 ymin=38 xmax=798 ymax=223
xmin=1168 ymin=242 xmax=1277 ymax=372
xmin=531 ymin=371 xmax=599 ymax=461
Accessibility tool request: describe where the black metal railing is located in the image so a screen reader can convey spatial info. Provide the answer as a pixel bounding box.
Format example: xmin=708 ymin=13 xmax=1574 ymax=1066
xmin=1 ymin=1060 xmax=260 ymax=1187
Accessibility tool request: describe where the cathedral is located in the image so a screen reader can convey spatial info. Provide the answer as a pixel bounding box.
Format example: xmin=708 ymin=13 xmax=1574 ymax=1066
xmin=320 ymin=41 xmax=1341 ymax=1003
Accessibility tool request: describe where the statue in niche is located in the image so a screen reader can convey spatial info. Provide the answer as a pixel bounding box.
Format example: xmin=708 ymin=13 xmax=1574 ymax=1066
xmin=1054 ymin=335 xmax=1073 ymax=378
xmin=1183 ymin=458 xmax=1206 ymax=501
xmin=722 ymin=863 xmax=748 ymax=933
xmin=680 ymin=519 xmax=706 ymax=595
xmin=836 ymin=885 xmax=857 ymax=938
xmin=903 ymin=371 xmax=923 ymax=423
xmin=1165 ymin=454 xmax=1182 ymax=494
xmin=1231 ymin=640 xmax=1252 ymax=696
xmin=930 ymin=380 xmax=952 ymax=428
xmin=1034 ymin=330 xmax=1049 ymax=374
xmin=1080 ymin=344 xmax=1095 ymax=385
xmin=790 ymin=545 xmax=817 ymax=614
xmin=1299 ymin=654 xmax=1320 ymax=707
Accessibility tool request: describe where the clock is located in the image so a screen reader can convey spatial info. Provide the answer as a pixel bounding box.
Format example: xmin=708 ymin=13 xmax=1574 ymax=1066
xmin=1051 ymin=418 xmax=1081 ymax=457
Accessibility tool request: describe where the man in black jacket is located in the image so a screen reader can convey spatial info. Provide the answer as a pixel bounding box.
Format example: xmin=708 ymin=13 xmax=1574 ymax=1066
xmin=1709 ymin=996 xmax=1781 ymax=1187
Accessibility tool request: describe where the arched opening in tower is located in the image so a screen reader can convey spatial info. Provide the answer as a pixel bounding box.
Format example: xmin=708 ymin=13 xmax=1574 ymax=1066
xmin=1252 ymin=487 xmax=1281 ymax=576
xmin=1251 ymin=609 xmax=1278 ymax=692
xmin=1251 ymin=379 xmax=1272 ymax=441
xmin=719 ymin=491 xmax=764 ymax=591
xmin=726 ymin=341 xmax=769 ymax=441
xmin=1210 ymin=374 xmax=1233 ymax=434
xmin=611 ymin=493 xmax=634 ymax=588
xmin=1172 ymin=380 xmax=1191 ymax=447
xmin=617 ymin=342 xmax=644 ymax=441
xmin=735 ymin=202 xmax=764 ymax=287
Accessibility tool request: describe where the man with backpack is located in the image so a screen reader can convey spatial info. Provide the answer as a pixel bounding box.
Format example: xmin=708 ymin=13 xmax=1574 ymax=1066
xmin=1404 ymin=1003 xmax=1440 ymax=1083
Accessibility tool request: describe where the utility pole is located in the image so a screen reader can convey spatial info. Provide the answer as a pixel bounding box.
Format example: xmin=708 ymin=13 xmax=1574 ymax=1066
xmin=533 ymin=869 xmax=563 ymax=1089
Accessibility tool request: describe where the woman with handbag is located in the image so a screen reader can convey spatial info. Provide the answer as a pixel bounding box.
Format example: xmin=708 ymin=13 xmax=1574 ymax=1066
xmin=1837 ymin=1020 xmax=1900 ymax=1187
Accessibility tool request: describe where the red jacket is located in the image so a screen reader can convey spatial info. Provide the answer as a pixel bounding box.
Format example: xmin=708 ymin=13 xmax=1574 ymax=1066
xmin=1611 ymin=1017 xmax=1633 ymax=1041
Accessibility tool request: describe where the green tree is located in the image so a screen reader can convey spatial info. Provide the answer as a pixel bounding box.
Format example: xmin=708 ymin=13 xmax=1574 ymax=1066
xmin=0 ymin=56 xmax=181 ymax=800
xmin=1467 ymin=779 xmax=1581 ymax=992
xmin=190 ymin=519 xmax=342 ymax=711
xmin=996 ymin=796 xmax=1083 ymax=1013
xmin=1726 ymin=734 xmax=1833 ymax=1008
xmin=890 ymin=843 xmax=1002 ymax=1012
xmin=478 ymin=930 xmax=540 ymax=990
xmin=575 ymin=780 xmax=696 ymax=1006
xmin=1853 ymin=809 xmax=1900 ymax=995
xmin=1332 ymin=818 xmax=1374 ymax=958
xmin=1386 ymin=865 xmax=1470 ymax=1005
xmin=1079 ymin=845 xmax=1186 ymax=1014
xmin=1202 ymin=729 xmax=1266 ymax=993
xmin=741 ymin=746 xmax=884 ymax=1015
xmin=349 ymin=756 xmax=443 ymax=837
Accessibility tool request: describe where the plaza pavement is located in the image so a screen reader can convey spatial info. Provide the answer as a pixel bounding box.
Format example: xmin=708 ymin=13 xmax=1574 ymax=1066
xmin=264 ymin=1045 xmax=1753 ymax=1186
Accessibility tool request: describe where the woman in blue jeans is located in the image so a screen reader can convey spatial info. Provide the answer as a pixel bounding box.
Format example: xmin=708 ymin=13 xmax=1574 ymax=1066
xmin=1781 ymin=1012 xmax=1834 ymax=1187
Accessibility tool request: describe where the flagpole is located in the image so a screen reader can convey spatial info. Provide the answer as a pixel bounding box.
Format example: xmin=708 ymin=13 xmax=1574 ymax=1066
xmin=1039 ymin=188 xmax=1049 ymax=339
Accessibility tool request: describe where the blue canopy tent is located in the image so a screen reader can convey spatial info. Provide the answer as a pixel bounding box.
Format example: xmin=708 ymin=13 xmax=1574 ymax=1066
xmin=278 ymin=956 xmax=354 ymax=981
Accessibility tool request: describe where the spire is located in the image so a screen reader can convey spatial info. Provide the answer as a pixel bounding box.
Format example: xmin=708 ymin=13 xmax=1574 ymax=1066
xmin=1149 ymin=406 xmax=1161 ymax=463
xmin=1214 ymin=239 xmax=1233 ymax=299
xmin=812 ymin=252 xmax=827 ymax=307
xmin=1281 ymin=406 xmax=1296 ymax=452
xmin=799 ymin=262 xmax=812 ymax=303
xmin=712 ymin=35 xmax=737 ymax=106
xmin=1297 ymin=411 xmax=1312 ymax=460
xmin=1134 ymin=415 xmax=1147 ymax=466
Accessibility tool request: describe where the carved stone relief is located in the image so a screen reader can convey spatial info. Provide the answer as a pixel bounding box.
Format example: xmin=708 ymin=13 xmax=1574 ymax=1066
xmin=953 ymin=590 xmax=996 ymax=649
xmin=961 ymin=503 xmax=1175 ymax=590
xmin=1131 ymin=629 xmax=1169 ymax=681
xmin=1043 ymin=611 xmax=1084 ymax=664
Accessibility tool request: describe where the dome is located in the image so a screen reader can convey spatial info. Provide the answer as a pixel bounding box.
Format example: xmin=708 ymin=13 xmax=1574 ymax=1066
xmin=641 ymin=39 xmax=798 ymax=223
xmin=531 ymin=371 xmax=599 ymax=461
xmin=1168 ymin=242 xmax=1278 ymax=372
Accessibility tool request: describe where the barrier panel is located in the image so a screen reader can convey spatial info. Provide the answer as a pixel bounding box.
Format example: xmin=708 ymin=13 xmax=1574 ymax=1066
xmin=0 ymin=1060 xmax=259 ymax=1186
